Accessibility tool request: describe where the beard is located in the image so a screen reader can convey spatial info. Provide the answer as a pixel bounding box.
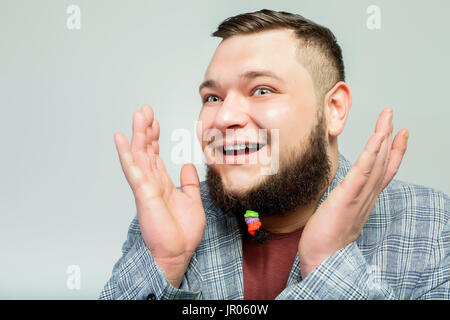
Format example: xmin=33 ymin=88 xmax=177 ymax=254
xmin=206 ymin=109 xmax=332 ymax=243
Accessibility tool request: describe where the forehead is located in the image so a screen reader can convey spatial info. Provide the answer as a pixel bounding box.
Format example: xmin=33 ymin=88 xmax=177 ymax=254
xmin=204 ymin=29 xmax=308 ymax=82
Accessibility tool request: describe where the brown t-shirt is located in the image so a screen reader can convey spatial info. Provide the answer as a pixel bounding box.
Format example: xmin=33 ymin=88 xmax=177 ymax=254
xmin=243 ymin=228 xmax=303 ymax=300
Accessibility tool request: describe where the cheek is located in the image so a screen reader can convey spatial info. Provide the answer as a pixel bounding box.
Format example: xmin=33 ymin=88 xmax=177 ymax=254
xmin=251 ymin=103 xmax=290 ymax=129
xmin=249 ymin=100 xmax=296 ymax=145
xmin=249 ymin=98 xmax=315 ymax=149
xmin=197 ymin=109 xmax=216 ymax=149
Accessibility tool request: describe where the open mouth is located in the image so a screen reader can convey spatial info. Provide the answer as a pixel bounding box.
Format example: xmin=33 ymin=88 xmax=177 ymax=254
xmin=212 ymin=142 xmax=267 ymax=165
xmin=221 ymin=143 xmax=265 ymax=156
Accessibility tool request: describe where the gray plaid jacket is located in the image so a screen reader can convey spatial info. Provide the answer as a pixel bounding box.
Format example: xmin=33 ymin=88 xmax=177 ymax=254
xmin=99 ymin=152 xmax=449 ymax=299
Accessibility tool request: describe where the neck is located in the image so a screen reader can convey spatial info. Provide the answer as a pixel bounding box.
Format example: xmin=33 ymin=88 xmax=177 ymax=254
xmin=259 ymin=200 xmax=317 ymax=234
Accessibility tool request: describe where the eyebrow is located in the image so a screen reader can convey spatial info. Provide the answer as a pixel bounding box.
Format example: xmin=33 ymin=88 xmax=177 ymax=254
xmin=198 ymin=69 xmax=285 ymax=93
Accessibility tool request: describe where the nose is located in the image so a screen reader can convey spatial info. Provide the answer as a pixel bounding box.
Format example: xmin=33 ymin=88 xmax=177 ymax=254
xmin=213 ymin=91 xmax=249 ymax=132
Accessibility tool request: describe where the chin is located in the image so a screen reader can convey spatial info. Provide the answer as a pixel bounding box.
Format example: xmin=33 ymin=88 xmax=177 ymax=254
xmin=222 ymin=181 xmax=249 ymax=196
xmin=220 ymin=168 xmax=266 ymax=196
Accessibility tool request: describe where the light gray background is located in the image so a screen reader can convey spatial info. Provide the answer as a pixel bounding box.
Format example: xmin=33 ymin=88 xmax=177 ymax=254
xmin=0 ymin=0 xmax=448 ymax=299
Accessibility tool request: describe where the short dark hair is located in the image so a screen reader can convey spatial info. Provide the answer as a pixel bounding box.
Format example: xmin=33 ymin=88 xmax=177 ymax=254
xmin=212 ymin=9 xmax=345 ymax=102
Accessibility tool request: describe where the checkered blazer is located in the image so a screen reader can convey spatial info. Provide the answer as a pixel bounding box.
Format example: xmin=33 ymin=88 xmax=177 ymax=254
xmin=99 ymin=152 xmax=449 ymax=299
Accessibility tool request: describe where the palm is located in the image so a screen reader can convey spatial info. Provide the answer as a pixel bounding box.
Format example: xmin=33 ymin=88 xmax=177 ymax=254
xmin=114 ymin=105 xmax=205 ymax=284
xmin=136 ymin=176 xmax=205 ymax=260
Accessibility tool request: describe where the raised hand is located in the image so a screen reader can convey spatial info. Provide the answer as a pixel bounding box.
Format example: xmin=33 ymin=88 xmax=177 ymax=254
xmin=114 ymin=105 xmax=206 ymax=288
xmin=298 ymin=108 xmax=409 ymax=278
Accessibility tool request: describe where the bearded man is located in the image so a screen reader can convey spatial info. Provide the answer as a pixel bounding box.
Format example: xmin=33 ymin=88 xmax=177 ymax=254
xmin=100 ymin=9 xmax=449 ymax=300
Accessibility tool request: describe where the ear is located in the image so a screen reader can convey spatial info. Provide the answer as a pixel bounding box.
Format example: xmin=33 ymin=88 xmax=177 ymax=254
xmin=324 ymin=81 xmax=352 ymax=137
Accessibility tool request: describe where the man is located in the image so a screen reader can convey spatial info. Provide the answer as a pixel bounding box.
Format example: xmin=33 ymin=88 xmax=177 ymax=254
xmin=99 ymin=9 xmax=449 ymax=300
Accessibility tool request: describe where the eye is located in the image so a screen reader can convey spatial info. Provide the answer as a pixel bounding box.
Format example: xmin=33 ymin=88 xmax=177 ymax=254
xmin=252 ymin=87 xmax=273 ymax=96
xmin=204 ymin=95 xmax=223 ymax=103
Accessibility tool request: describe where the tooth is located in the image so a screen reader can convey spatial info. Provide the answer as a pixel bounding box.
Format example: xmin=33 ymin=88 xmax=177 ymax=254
xmin=225 ymin=144 xmax=258 ymax=152
xmin=224 ymin=145 xmax=237 ymax=151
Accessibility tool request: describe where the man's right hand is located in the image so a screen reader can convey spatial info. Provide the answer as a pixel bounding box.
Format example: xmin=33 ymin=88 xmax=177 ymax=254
xmin=114 ymin=105 xmax=206 ymax=289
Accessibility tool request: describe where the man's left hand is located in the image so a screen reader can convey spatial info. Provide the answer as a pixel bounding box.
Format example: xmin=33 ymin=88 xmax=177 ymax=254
xmin=298 ymin=108 xmax=409 ymax=279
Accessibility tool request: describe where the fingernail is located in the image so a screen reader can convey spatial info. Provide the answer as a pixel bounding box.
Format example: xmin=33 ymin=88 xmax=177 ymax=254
xmin=404 ymin=131 xmax=409 ymax=142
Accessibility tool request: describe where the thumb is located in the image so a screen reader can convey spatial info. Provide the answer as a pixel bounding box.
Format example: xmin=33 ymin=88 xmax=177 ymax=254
xmin=180 ymin=163 xmax=201 ymax=200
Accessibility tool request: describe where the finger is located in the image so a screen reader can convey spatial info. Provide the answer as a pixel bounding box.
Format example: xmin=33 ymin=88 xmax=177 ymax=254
xmin=144 ymin=126 xmax=157 ymax=167
xmin=146 ymin=141 xmax=157 ymax=169
xmin=141 ymin=105 xmax=154 ymax=125
xmin=358 ymin=126 xmax=396 ymax=218
xmin=339 ymin=132 xmax=386 ymax=199
xmin=146 ymin=127 xmax=152 ymax=147
xmin=142 ymin=105 xmax=155 ymax=147
xmin=142 ymin=106 xmax=159 ymax=163
xmin=357 ymin=110 xmax=394 ymax=216
xmin=150 ymin=120 xmax=160 ymax=155
xmin=363 ymin=109 xmax=394 ymax=193
xmin=380 ymin=129 xmax=408 ymax=189
xmin=180 ymin=163 xmax=201 ymax=201
xmin=151 ymin=119 xmax=160 ymax=141
xmin=114 ymin=132 xmax=133 ymax=168
xmin=152 ymin=140 xmax=159 ymax=155
xmin=131 ymin=110 xmax=157 ymax=172
xmin=374 ymin=107 xmax=393 ymax=134
xmin=114 ymin=132 xmax=145 ymax=187
xmin=131 ymin=110 xmax=148 ymax=154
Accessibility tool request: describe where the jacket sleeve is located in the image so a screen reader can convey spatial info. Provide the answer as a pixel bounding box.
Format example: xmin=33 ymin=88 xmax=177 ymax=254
xmin=416 ymin=218 xmax=449 ymax=300
xmin=98 ymin=215 xmax=203 ymax=300
xmin=277 ymin=188 xmax=450 ymax=300
xmin=276 ymin=241 xmax=398 ymax=300
xmin=276 ymin=221 xmax=449 ymax=300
